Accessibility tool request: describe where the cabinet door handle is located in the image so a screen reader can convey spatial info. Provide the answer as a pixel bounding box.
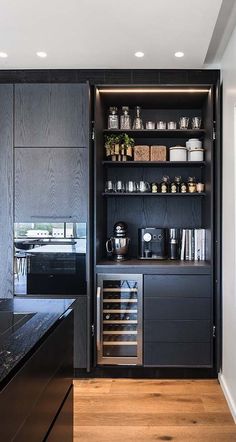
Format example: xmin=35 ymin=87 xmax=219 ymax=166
xmin=96 ymin=287 xmax=101 ymax=352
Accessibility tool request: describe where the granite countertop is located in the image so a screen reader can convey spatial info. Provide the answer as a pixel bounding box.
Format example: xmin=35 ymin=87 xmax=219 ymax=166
xmin=0 ymin=298 xmax=75 ymax=390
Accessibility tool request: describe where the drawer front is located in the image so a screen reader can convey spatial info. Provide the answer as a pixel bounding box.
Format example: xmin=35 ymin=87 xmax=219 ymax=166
xmin=144 ymin=275 xmax=211 ymax=298
xmin=144 ymin=297 xmax=211 ymax=320
xmin=144 ymin=320 xmax=211 ymax=342
xmin=144 ymin=343 xmax=211 ymax=366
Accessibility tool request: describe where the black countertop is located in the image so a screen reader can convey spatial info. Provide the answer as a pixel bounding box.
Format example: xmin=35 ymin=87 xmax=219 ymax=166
xmin=0 ymin=298 xmax=75 ymax=390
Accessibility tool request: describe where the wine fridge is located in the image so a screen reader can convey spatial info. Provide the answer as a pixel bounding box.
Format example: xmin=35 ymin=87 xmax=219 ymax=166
xmin=96 ymin=274 xmax=143 ymax=365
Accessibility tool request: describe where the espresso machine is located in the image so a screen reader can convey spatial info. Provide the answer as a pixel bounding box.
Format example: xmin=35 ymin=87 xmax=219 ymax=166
xmin=106 ymin=222 xmax=130 ymax=261
xmin=138 ymin=227 xmax=167 ymax=259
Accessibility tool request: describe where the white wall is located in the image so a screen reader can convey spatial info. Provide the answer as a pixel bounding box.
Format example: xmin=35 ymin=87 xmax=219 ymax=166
xmin=219 ymin=23 xmax=236 ymax=422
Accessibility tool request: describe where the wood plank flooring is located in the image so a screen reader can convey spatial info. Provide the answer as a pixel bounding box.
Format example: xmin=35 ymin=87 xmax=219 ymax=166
xmin=74 ymin=379 xmax=236 ymax=442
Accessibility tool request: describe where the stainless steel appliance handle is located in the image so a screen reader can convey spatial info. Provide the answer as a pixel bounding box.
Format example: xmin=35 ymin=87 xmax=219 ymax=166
xmin=96 ymin=287 xmax=101 ymax=352
xmin=106 ymin=238 xmax=113 ymax=253
xmin=30 ymin=216 xmax=73 ymax=219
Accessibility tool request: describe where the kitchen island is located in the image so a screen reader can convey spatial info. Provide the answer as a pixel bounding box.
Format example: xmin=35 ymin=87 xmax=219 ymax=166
xmin=0 ymin=298 xmax=75 ymax=441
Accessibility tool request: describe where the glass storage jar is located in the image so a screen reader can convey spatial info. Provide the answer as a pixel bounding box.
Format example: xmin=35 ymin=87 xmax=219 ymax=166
xmin=132 ymin=106 xmax=143 ymax=130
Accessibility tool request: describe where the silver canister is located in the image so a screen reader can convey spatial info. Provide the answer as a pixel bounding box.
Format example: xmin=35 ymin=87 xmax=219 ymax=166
xmin=146 ymin=121 xmax=155 ymax=130
xmin=156 ymin=121 xmax=166 ymax=130
xmin=167 ymin=121 xmax=177 ymax=130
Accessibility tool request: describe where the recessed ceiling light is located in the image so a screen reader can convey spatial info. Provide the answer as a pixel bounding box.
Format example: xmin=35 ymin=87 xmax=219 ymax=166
xmin=36 ymin=51 xmax=47 ymax=58
xmin=0 ymin=52 xmax=8 ymax=58
xmin=134 ymin=51 xmax=144 ymax=58
xmin=175 ymin=51 xmax=184 ymax=58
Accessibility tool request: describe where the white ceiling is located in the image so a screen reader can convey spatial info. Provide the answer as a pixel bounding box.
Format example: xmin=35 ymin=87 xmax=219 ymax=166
xmin=0 ymin=0 xmax=223 ymax=69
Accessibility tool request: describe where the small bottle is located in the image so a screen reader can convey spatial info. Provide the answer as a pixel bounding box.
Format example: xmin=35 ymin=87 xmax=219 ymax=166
xmin=188 ymin=177 xmax=197 ymax=193
xmin=108 ymin=107 xmax=119 ymax=129
xmin=120 ymin=106 xmax=131 ymax=130
xmin=180 ymin=180 xmax=187 ymax=193
xmin=160 ymin=175 xmax=169 ymax=193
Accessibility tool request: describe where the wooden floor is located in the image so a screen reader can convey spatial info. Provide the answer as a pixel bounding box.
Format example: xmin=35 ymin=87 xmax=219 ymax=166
xmin=74 ymin=379 xmax=236 ymax=441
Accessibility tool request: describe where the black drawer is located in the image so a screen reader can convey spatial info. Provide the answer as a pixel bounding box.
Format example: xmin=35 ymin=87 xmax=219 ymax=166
xmin=144 ymin=297 xmax=211 ymax=320
xmin=144 ymin=320 xmax=211 ymax=342
xmin=144 ymin=275 xmax=211 ymax=298
xmin=144 ymin=342 xmax=212 ymax=366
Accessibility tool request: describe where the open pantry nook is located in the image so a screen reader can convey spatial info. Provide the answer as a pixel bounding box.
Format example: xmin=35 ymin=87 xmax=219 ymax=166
xmin=94 ymin=83 xmax=219 ymax=372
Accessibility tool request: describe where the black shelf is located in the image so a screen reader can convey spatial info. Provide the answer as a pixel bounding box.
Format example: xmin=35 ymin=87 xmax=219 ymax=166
xmin=103 ymin=129 xmax=205 ymax=138
xmin=97 ymin=258 xmax=211 ymax=267
xmin=102 ymin=160 xmax=206 ymax=167
xmin=102 ymin=192 xmax=206 ymax=197
xmin=96 ymin=259 xmax=212 ymax=275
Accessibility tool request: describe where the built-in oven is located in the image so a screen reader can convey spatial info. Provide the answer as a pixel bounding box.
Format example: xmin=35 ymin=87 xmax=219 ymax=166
xmin=14 ymin=223 xmax=86 ymax=296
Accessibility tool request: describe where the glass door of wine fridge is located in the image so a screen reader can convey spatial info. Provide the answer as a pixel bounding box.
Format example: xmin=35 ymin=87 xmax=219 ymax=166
xmin=96 ymin=274 xmax=143 ymax=365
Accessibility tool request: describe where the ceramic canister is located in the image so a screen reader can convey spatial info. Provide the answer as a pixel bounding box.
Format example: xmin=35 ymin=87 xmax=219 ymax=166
xmin=188 ymin=148 xmax=204 ymax=162
xmin=169 ymin=146 xmax=187 ymax=162
xmin=186 ymin=138 xmax=202 ymax=150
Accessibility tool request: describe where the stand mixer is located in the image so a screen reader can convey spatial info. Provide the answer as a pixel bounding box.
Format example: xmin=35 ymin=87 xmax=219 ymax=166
xmin=106 ymin=222 xmax=130 ymax=261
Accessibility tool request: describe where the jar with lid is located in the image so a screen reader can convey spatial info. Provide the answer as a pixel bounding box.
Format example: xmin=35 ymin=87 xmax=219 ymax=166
xmin=120 ymin=106 xmax=131 ymax=130
xmin=151 ymin=182 xmax=158 ymax=193
xmin=132 ymin=106 xmax=144 ymax=130
xmin=108 ymin=107 xmax=119 ymax=129
xmin=188 ymin=177 xmax=197 ymax=193
xmin=160 ymin=175 xmax=170 ymax=193
xmin=170 ymin=176 xmax=181 ymax=193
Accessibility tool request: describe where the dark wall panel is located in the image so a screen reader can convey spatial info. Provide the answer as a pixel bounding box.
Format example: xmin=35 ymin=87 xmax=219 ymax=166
xmin=0 ymin=85 xmax=13 ymax=298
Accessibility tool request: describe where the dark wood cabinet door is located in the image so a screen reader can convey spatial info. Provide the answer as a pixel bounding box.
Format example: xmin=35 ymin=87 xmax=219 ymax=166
xmin=14 ymin=147 xmax=88 ymax=222
xmin=0 ymin=85 xmax=13 ymax=298
xmin=14 ymin=84 xmax=89 ymax=147
xmin=144 ymin=275 xmax=213 ymax=367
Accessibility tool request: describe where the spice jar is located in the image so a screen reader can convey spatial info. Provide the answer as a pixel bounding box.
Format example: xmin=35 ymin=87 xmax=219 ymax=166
xmin=160 ymin=175 xmax=170 ymax=193
xmin=170 ymin=179 xmax=177 ymax=193
xmin=120 ymin=106 xmax=131 ymax=130
xmin=108 ymin=107 xmax=119 ymax=129
xmin=180 ymin=180 xmax=187 ymax=193
xmin=170 ymin=176 xmax=181 ymax=193
xmin=188 ymin=177 xmax=197 ymax=193
xmin=151 ymin=182 xmax=158 ymax=193
xmin=196 ymin=182 xmax=205 ymax=193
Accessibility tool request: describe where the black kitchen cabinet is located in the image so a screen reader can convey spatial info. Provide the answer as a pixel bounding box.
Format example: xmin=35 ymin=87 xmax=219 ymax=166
xmin=14 ymin=147 xmax=88 ymax=222
xmin=46 ymin=387 xmax=73 ymax=442
xmin=0 ymin=85 xmax=13 ymax=298
xmin=14 ymin=84 xmax=89 ymax=148
xmin=143 ymin=275 xmax=213 ymax=367
xmin=74 ymin=295 xmax=87 ymax=369
xmin=0 ymin=304 xmax=73 ymax=442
